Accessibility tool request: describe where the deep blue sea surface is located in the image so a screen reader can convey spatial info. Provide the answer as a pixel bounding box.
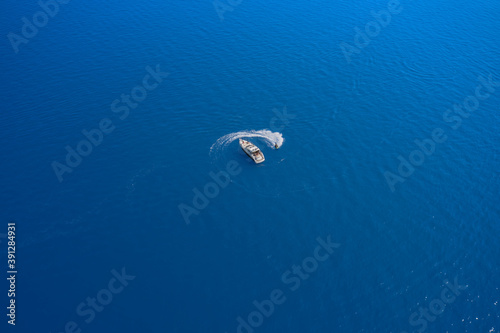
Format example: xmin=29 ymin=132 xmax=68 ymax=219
xmin=1 ymin=0 xmax=499 ymax=332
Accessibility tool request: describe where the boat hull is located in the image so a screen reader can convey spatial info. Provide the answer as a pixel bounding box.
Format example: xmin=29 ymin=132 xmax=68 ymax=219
xmin=239 ymin=139 xmax=265 ymax=164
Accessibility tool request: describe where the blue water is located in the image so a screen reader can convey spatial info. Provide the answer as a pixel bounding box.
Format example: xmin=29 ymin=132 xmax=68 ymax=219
xmin=1 ymin=0 xmax=499 ymax=332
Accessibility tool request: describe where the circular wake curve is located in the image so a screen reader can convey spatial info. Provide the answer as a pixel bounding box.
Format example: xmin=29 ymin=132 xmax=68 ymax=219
xmin=209 ymin=129 xmax=284 ymax=159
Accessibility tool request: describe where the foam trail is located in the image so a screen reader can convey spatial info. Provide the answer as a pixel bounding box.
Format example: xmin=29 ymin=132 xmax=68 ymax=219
xmin=210 ymin=129 xmax=284 ymax=157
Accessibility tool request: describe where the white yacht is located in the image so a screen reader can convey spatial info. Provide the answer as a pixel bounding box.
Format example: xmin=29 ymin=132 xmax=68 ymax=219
xmin=239 ymin=139 xmax=265 ymax=164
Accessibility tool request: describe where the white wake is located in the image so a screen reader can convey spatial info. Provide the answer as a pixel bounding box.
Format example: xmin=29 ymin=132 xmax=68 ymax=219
xmin=210 ymin=129 xmax=284 ymax=158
